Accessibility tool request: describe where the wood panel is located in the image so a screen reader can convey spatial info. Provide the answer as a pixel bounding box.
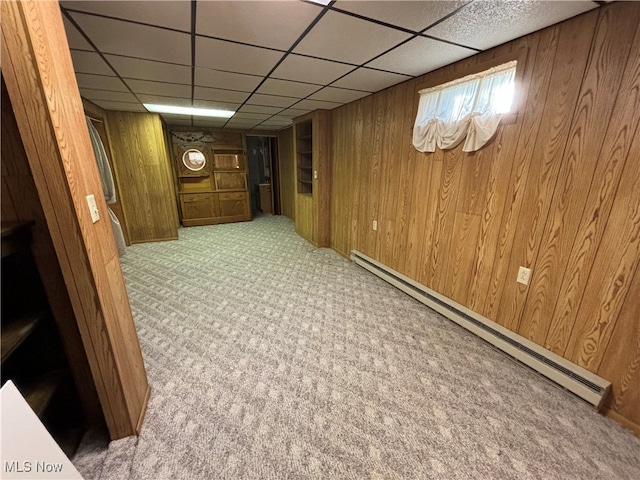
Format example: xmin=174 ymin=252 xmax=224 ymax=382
xmin=482 ymin=29 xmax=561 ymax=319
xmin=545 ymin=11 xmax=640 ymax=357
xmin=519 ymin=5 xmax=640 ymax=345
xmin=2 ymin=0 xmax=149 ymax=439
xmin=295 ymin=193 xmax=315 ymax=244
xmin=492 ymin=10 xmax=598 ymax=331
xmin=106 ymin=111 xmax=179 ymax=243
xmin=565 ymin=127 xmax=640 ymax=371
xmin=329 ymin=101 xmax=352 ymax=256
xmin=328 ymin=2 xmax=640 ymax=430
xmin=376 ymin=82 xmax=409 ymax=270
xmin=361 ymin=93 xmax=386 ymax=258
xmin=276 ymin=127 xmax=295 ymax=221
xmin=597 ymin=264 xmax=640 ymax=430
xmin=467 ymin=37 xmax=542 ymax=313
xmin=314 ymin=110 xmax=331 ymax=248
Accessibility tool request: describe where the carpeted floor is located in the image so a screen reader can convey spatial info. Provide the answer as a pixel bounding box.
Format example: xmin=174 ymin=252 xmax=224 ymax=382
xmin=73 ymin=215 xmax=640 ymax=479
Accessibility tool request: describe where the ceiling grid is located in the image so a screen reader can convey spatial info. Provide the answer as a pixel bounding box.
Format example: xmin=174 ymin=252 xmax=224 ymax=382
xmin=60 ymin=0 xmax=600 ymax=130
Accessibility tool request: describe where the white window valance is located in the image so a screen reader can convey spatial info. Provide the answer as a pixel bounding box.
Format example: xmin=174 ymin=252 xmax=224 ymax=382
xmin=412 ymin=60 xmax=517 ymax=153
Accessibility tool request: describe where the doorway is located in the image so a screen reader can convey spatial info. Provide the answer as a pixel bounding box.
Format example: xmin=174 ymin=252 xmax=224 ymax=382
xmin=246 ymin=135 xmax=281 ymax=216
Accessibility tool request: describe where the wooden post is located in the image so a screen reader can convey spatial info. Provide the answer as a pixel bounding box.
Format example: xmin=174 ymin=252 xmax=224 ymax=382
xmin=1 ymin=0 xmax=149 ymax=439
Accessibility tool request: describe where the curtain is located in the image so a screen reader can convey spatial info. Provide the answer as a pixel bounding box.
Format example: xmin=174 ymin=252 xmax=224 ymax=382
xmin=86 ymin=117 xmax=127 ymax=257
xmin=413 ymin=61 xmax=516 ymax=153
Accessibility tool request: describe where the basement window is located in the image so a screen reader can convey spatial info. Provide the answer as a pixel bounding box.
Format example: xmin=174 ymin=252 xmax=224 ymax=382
xmin=412 ymin=60 xmax=517 ymax=153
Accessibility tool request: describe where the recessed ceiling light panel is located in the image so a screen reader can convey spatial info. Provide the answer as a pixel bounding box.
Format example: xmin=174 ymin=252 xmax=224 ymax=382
xmin=143 ymin=104 xmax=235 ymax=118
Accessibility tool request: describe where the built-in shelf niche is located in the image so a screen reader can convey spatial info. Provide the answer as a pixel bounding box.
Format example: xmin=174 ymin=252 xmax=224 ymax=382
xmin=296 ymin=120 xmax=313 ymax=195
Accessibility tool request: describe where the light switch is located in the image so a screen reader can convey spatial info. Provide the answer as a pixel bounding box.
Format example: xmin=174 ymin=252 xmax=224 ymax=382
xmin=86 ymin=194 xmax=100 ymax=223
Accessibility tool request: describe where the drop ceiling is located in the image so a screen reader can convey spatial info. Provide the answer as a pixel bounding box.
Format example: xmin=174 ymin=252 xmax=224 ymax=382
xmin=61 ymin=0 xmax=600 ymax=130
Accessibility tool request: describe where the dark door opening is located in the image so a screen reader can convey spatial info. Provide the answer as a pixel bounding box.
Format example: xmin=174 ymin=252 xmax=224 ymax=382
xmin=246 ymin=135 xmax=280 ymax=216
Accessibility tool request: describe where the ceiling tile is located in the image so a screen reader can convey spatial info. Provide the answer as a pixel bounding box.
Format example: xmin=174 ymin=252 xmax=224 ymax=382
xmin=195 ymin=68 xmax=262 ymax=92
xmin=192 ymin=117 xmax=229 ymax=128
xmin=195 ymin=36 xmax=283 ymax=76
xmin=62 ymin=1 xmax=191 ymax=32
xmin=160 ymin=113 xmax=191 ymax=120
xmin=125 ymin=79 xmax=191 ymax=98
xmin=278 ymin=108 xmax=312 ymax=118
xmin=246 ymin=94 xmax=299 ymax=108
xmin=293 ymin=10 xmax=412 ymax=65
xmin=70 ymin=50 xmax=114 ymax=76
xmin=80 ymin=89 xmax=138 ymax=103
xmin=334 ymin=1 xmax=471 ymax=32
xmin=70 ymin=12 xmax=191 ymax=64
xmin=164 ymin=117 xmax=193 ymax=126
xmin=256 ymin=79 xmax=321 ymax=98
xmin=271 ymin=54 xmax=353 ymax=85
xmin=75 ymin=73 xmax=129 ymax=92
xmin=91 ymin=100 xmax=146 ymax=112
xmin=236 ymin=105 xmax=284 ymax=115
xmin=225 ymin=119 xmax=262 ymax=128
xmin=63 ymin=16 xmax=92 ymax=50
xmin=160 ymin=113 xmax=191 ymax=125
xmin=267 ymin=116 xmax=294 ymax=125
xmin=251 ymin=124 xmax=285 ymax=131
xmin=332 ymin=67 xmax=410 ymax=92
xmin=192 ymin=100 xmax=241 ymax=112
xmin=260 ymin=121 xmax=291 ymax=129
xmin=366 ymin=36 xmax=474 ymax=76
xmin=426 ymin=1 xmax=597 ymax=51
xmin=196 ymin=1 xmax=321 ymax=50
xmin=232 ymin=112 xmax=272 ymax=121
xmin=308 ymin=87 xmax=370 ymax=104
xmin=194 ymin=87 xmax=251 ymax=104
xmin=106 ymin=55 xmax=191 ymax=84
xmin=293 ymin=99 xmax=342 ymax=111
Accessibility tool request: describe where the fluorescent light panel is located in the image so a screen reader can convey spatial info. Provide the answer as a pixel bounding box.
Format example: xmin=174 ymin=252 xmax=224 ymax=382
xmin=143 ymin=103 xmax=234 ymax=118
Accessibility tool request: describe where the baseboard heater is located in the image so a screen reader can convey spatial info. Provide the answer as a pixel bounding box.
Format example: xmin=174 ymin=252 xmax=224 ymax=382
xmin=350 ymin=250 xmax=611 ymax=411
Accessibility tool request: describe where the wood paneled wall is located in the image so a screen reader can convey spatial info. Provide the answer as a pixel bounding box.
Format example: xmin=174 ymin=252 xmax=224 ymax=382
xmin=277 ymin=127 xmax=295 ymax=221
xmin=2 ymin=0 xmax=149 ymax=439
xmin=330 ymin=2 xmax=640 ymax=431
xmin=106 ymin=111 xmax=179 ymax=243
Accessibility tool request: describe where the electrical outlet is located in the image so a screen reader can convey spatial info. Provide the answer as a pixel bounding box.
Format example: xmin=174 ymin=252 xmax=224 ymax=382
xmin=372 ymin=220 xmax=378 ymax=231
xmin=86 ymin=194 xmax=100 ymax=223
xmin=313 ymin=170 xmax=318 ymax=179
xmin=517 ymin=266 xmax=531 ymax=285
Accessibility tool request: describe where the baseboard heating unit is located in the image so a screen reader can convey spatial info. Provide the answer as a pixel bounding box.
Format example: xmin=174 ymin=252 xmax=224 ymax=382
xmin=350 ymin=250 xmax=611 ymax=411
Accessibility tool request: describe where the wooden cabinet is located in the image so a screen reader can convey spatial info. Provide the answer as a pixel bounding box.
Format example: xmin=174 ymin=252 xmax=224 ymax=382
xmin=293 ymin=110 xmax=331 ymax=246
xmin=218 ymin=191 xmax=250 ymax=218
xmin=1 ymin=222 xmax=85 ymax=456
xmin=171 ymin=129 xmax=252 ymax=227
xmin=180 ymin=193 xmax=217 ymax=220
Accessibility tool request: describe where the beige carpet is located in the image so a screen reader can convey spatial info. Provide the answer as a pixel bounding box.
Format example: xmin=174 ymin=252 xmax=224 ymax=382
xmin=73 ymin=215 xmax=640 ymax=479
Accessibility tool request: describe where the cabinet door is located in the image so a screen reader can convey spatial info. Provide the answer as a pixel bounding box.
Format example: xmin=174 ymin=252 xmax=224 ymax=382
xmin=218 ymin=192 xmax=249 ymax=217
xmin=215 ymin=172 xmax=247 ymax=191
xmin=181 ymin=193 xmax=216 ymax=219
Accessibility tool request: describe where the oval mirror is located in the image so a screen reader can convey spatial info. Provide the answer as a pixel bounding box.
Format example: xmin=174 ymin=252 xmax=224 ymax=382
xmin=182 ymin=148 xmax=207 ymax=171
